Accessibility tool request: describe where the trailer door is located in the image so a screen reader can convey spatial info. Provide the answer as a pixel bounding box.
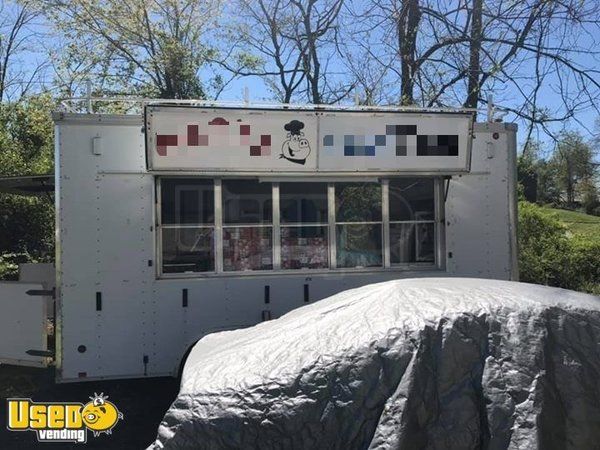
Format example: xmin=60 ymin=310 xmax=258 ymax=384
xmin=0 ymin=282 xmax=50 ymax=367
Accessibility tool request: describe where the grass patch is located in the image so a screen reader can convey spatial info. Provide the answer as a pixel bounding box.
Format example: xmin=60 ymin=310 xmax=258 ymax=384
xmin=539 ymin=206 xmax=600 ymax=242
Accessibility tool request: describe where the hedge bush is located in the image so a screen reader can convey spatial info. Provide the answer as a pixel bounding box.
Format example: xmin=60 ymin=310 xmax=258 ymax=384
xmin=518 ymin=201 xmax=600 ymax=294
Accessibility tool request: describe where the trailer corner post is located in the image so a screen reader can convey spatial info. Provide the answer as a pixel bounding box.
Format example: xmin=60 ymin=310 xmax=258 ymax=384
xmin=328 ymin=183 xmax=336 ymax=269
xmin=382 ymin=179 xmax=391 ymax=268
xmin=156 ymin=177 xmax=163 ymax=277
xmin=214 ymin=179 xmax=223 ymax=274
xmin=506 ymin=125 xmax=519 ymax=281
xmin=273 ymin=182 xmax=281 ymax=270
xmin=434 ymin=177 xmax=447 ymax=271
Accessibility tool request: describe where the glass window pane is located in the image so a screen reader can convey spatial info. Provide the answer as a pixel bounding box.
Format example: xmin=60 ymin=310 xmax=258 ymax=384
xmin=335 ymin=183 xmax=382 ymax=222
xmin=389 ymin=178 xmax=434 ymax=221
xmin=280 ymin=183 xmax=328 ymax=223
xmin=162 ymin=228 xmax=214 ymax=273
xmin=223 ymin=180 xmax=272 ymax=224
xmin=161 ymin=179 xmax=214 ymax=224
xmin=223 ymin=227 xmax=273 ymax=271
xmin=281 ymin=226 xmax=328 ymax=269
xmin=336 ymin=224 xmax=382 ymax=268
xmin=390 ymin=223 xmax=435 ymax=264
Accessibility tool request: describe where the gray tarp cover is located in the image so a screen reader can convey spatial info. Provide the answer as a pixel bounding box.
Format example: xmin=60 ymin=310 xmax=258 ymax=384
xmin=149 ymin=278 xmax=600 ymax=449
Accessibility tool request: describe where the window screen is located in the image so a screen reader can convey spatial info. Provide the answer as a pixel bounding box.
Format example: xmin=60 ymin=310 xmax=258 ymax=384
xmin=158 ymin=177 xmax=439 ymax=276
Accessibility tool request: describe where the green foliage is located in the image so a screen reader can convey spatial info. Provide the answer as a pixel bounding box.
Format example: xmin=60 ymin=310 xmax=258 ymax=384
xmin=534 ymin=159 xmax=561 ymax=205
xmin=38 ymin=0 xmax=219 ymax=100
xmin=550 ymin=131 xmax=596 ymax=207
xmin=518 ymin=202 xmax=599 ymax=294
xmin=0 ymin=194 xmax=54 ymax=259
xmin=518 ymin=202 xmax=570 ymax=287
xmin=569 ymin=237 xmax=600 ymax=295
xmin=579 ymin=178 xmax=600 ymax=216
xmin=517 ymin=151 xmax=537 ymax=202
xmin=517 ymin=141 xmax=563 ymax=205
xmin=518 ymin=133 xmax=598 ymax=209
xmin=0 ymin=95 xmax=54 ymax=175
xmin=0 ymin=95 xmax=55 ymax=270
xmin=0 ymin=253 xmax=40 ymax=281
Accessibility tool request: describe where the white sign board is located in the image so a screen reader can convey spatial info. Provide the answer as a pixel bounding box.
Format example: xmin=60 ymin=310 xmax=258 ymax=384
xmin=146 ymin=106 xmax=318 ymax=171
xmin=145 ymin=106 xmax=473 ymax=173
xmin=318 ymin=111 xmax=472 ymax=172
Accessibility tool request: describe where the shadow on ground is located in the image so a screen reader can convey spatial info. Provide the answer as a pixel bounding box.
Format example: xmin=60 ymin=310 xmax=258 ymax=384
xmin=0 ymin=364 xmax=179 ymax=449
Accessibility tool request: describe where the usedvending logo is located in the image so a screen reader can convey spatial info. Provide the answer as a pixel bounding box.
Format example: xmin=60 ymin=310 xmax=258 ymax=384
xmin=7 ymin=393 xmax=123 ymax=443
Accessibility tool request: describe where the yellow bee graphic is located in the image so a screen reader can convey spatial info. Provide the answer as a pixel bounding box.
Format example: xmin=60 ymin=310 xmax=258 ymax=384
xmin=81 ymin=393 xmax=123 ymax=436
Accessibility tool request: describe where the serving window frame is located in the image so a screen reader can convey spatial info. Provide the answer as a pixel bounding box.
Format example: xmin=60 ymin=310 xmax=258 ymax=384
xmin=155 ymin=176 xmax=446 ymax=278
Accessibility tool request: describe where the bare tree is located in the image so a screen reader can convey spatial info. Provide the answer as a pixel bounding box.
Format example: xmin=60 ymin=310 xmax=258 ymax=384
xmin=222 ymin=0 xmax=350 ymax=104
xmin=0 ymin=0 xmax=45 ymax=101
xmin=217 ymin=0 xmax=306 ymax=103
xmin=292 ymin=0 xmax=349 ymax=104
xmin=336 ymin=1 xmax=401 ymax=105
xmin=345 ymin=0 xmax=600 ymax=135
xmin=339 ymin=46 xmax=394 ymax=106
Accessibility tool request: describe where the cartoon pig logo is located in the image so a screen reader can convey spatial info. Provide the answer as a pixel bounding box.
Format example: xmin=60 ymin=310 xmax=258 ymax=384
xmin=81 ymin=393 xmax=123 ymax=437
xmin=280 ymin=120 xmax=311 ymax=165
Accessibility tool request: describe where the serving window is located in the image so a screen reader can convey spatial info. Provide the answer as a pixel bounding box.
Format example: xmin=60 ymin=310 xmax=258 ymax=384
xmin=157 ymin=177 xmax=442 ymax=276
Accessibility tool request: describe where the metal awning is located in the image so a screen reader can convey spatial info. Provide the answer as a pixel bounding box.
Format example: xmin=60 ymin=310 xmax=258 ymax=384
xmin=0 ymin=174 xmax=54 ymax=196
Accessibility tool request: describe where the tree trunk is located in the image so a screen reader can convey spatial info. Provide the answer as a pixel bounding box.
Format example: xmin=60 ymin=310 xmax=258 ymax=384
xmin=465 ymin=0 xmax=483 ymax=111
xmin=566 ymin=158 xmax=574 ymax=206
xmin=398 ymin=0 xmax=420 ymax=106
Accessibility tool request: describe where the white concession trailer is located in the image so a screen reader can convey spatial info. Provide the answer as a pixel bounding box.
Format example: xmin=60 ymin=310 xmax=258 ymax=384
xmin=0 ymin=103 xmax=518 ymax=382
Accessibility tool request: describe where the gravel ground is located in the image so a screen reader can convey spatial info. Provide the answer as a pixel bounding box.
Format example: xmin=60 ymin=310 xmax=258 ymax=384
xmin=0 ymin=364 xmax=179 ymax=449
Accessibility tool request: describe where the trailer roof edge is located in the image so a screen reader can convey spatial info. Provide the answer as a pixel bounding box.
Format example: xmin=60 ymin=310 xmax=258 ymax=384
xmin=52 ymin=112 xmax=144 ymax=125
